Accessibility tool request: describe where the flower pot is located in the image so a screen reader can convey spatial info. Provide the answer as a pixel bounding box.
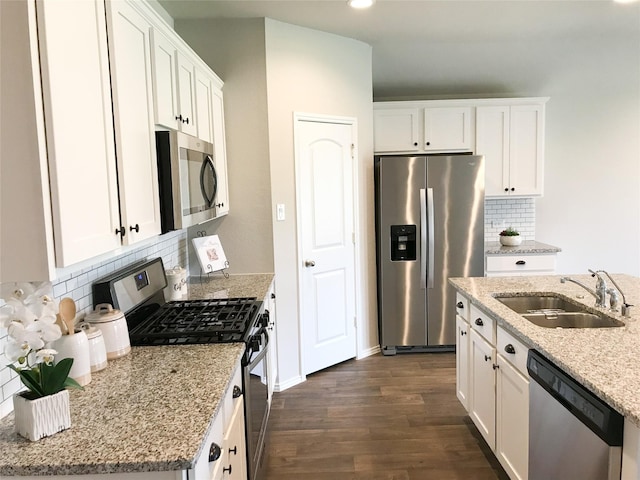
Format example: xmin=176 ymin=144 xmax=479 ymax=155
xmin=500 ymin=235 xmax=522 ymax=246
xmin=13 ymin=389 xmax=71 ymax=441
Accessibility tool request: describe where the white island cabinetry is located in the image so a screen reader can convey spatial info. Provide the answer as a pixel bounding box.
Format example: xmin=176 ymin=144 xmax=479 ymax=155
xmin=457 ymin=294 xmax=530 ymax=480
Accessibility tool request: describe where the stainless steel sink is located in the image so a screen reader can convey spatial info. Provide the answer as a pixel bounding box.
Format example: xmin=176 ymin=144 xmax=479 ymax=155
xmin=496 ymin=295 xmax=584 ymax=314
xmin=521 ymin=311 xmax=624 ymax=329
xmin=495 ymin=294 xmax=624 ymax=328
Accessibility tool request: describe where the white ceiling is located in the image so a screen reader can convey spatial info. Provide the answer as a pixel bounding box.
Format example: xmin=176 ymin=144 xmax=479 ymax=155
xmin=157 ymin=0 xmax=640 ymax=98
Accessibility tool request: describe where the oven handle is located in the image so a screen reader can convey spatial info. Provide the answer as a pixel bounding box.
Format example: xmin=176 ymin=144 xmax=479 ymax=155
xmin=243 ymin=326 xmax=269 ymax=368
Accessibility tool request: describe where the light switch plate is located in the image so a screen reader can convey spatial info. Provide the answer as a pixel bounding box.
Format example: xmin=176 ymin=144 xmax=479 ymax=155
xmin=276 ymin=204 xmax=285 ymax=221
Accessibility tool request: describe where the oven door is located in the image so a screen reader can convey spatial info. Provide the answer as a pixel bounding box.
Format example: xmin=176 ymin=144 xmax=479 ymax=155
xmin=243 ymin=324 xmax=270 ymax=480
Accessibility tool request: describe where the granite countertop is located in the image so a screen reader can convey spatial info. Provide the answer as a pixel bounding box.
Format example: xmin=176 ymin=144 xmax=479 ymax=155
xmin=485 ymin=240 xmax=562 ymax=255
xmin=0 ymin=274 xmax=274 ymax=476
xmin=449 ymin=273 xmax=640 ymax=426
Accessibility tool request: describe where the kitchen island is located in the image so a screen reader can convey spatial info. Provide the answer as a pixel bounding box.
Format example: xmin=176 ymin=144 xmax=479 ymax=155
xmin=0 ymin=273 xmax=274 ymax=478
xmin=449 ymin=273 xmax=640 ymax=479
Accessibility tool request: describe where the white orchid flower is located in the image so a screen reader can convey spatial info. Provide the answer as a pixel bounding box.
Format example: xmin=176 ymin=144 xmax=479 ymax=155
xmin=7 ymin=320 xmax=45 ymax=351
xmin=35 ymin=348 xmax=58 ymax=365
xmin=36 ymin=316 xmax=62 ymax=343
xmin=4 ymin=340 xmax=30 ymax=363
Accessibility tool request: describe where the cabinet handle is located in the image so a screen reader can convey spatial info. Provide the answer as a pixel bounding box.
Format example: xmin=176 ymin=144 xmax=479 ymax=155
xmin=511 ymin=187 xmax=515 ymax=191
xmin=456 ymin=301 xmax=464 ymax=309
xmin=229 ymin=446 xmax=237 ymax=455
xmin=175 ymin=114 xmax=183 ymax=122
xmin=504 ymin=344 xmax=516 ymax=354
xmin=484 ymin=354 xmax=491 ymax=362
xmin=493 ymin=364 xmax=500 ymax=370
xmin=129 ymin=223 xmax=139 ymax=233
xmin=504 ymin=187 xmax=509 ymax=192
xmin=223 ymin=465 xmax=232 ymax=474
xmin=271 ymin=292 xmax=276 ymax=299
xmin=460 ymin=330 xmax=466 ymax=336
xmin=208 ymin=442 xmax=221 ymax=462
xmin=425 ymin=141 xmax=431 ymax=146
xmin=184 ymin=117 xmax=190 ymax=125
xmin=413 ymin=142 xmax=418 ymax=146
xmin=215 ymin=202 xmax=224 ymax=208
xmin=515 ymin=260 xmax=526 ymax=265
xmin=115 ymin=226 xmax=126 ymax=238
xmin=233 ymin=385 xmax=242 ymax=398
xmin=474 ymin=318 xmax=484 ymax=326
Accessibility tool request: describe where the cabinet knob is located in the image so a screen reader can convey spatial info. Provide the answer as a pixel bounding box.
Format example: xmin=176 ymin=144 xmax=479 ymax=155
xmin=474 ymin=318 xmax=484 ymax=326
xmin=175 ymin=114 xmax=183 ymax=122
xmin=208 ymin=442 xmax=221 ymax=462
xmin=493 ymin=364 xmax=500 ymax=370
xmin=425 ymin=141 xmax=431 ymax=146
xmin=223 ymin=465 xmax=232 ymax=474
xmin=115 ymin=226 xmax=126 ymax=238
xmin=305 ymin=260 xmax=316 ymax=267
xmin=504 ymin=187 xmax=509 ymax=192
xmin=229 ymin=445 xmax=237 ymax=455
xmin=484 ymin=354 xmax=491 ymax=362
xmin=511 ymin=187 xmax=515 ymax=191
xmin=271 ymin=292 xmax=276 ymax=299
xmin=456 ymin=301 xmax=464 ymax=308
xmin=232 ymin=385 xmax=242 ymax=398
xmin=413 ymin=142 xmax=418 ymax=146
xmin=184 ymin=117 xmax=190 ymax=125
xmin=504 ymin=344 xmax=516 ymax=354
xmin=129 ymin=224 xmax=140 ymax=233
xmin=215 ymin=202 xmax=224 ymax=208
xmin=460 ymin=330 xmax=466 ymax=336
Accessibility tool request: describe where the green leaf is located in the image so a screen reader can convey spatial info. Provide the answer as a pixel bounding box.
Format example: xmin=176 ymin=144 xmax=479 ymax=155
xmin=63 ymin=376 xmax=83 ymax=391
xmin=8 ymin=365 xmax=46 ymax=398
xmin=42 ymin=358 xmax=74 ymax=396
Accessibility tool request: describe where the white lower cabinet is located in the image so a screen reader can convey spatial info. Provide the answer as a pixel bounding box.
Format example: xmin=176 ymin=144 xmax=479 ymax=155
xmin=265 ymin=280 xmax=278 ymax=403
xmin=457 ymin=293 xmax=530 ymax=480
xmin=485 ymin=253 xmax=557 ymax=277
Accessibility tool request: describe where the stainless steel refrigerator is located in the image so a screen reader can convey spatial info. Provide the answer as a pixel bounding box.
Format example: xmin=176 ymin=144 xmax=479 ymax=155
xmin=375 ymin=154 xmax=485 ymax=354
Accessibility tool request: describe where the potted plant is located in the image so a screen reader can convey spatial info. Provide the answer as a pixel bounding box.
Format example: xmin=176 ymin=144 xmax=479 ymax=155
xmin=499 ymin=227 xmax=522 ymax=246
xmin=1 ymin=282 xmax=82 ymax=441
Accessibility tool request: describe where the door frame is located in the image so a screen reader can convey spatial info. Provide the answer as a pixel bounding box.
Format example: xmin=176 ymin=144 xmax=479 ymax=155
xmin=293 ymin=112 xmax=361 ymax=377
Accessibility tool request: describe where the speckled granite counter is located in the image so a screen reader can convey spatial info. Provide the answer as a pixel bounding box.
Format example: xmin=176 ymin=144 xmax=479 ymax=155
xmin=485 ymin=240 xmax=561 ymax=255
xmin=188 ymin=273 xmax=274 ymax=302
xmin=0 ymin=343 xmax=245 ymax=476
xmin=449 ymin=274 xmax=640 ymax=426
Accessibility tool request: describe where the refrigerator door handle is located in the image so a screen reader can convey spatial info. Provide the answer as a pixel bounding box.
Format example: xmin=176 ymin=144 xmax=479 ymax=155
xmin=427 ymin=188 xmax=435 ymax=288
xmin=420 ymin=189 xmax=427 ymax=289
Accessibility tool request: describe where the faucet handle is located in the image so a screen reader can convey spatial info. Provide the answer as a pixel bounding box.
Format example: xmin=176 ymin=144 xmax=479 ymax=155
xmin=607 ymin=288 xmax=620 ymax=312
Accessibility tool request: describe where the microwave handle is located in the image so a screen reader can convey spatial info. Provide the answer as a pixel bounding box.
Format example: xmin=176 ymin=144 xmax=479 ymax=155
xmin=200 ymin=155 xmax=218 ymax=208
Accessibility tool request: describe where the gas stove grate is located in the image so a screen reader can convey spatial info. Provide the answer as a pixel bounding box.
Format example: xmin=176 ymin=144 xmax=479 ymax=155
xmin=128 ymin=297 xmax=260 ymax=346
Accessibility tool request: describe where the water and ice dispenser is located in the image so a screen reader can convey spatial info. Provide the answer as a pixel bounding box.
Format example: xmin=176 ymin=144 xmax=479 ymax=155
xmin=390 ymin=225 xmax=416 ymax=261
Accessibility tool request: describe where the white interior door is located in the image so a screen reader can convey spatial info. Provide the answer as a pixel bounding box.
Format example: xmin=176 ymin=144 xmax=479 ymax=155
xmin=296 ymin=117 xmax=357 ymax=376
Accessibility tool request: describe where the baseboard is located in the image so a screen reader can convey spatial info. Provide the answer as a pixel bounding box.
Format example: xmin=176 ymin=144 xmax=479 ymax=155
xmin=274 ymin=374 xmax=306 ymax=393
xmin=357 ymin=344 xmax=381 ymax=359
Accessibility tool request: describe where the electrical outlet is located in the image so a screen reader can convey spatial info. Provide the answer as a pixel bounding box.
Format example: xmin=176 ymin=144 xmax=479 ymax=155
xmin=276 ymin=204 xmax=285 ymax=221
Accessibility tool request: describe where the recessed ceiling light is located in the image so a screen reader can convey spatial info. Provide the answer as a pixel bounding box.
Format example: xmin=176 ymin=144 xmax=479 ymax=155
xmin=347 ymin=0 xmax=375 ymax=9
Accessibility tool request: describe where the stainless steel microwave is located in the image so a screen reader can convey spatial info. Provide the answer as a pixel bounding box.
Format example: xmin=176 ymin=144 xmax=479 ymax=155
xmin=156 ymin=131 xmax=219 ymax=233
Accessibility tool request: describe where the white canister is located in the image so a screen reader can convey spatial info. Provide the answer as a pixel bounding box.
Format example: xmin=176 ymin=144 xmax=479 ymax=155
xmin=51 ymin=330 xmax=91 ymax=387
xmin=164 ymin=266 xmax=187 ymax=301
xmin=85 ymin=304 xmax=131 ymax=360
xmin=80 ymin=323 xmax=108 ymax=373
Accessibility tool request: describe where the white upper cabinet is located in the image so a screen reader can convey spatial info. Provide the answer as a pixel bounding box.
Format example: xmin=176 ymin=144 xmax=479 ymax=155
xmin=374 ymin=102 xmax=473 ymax=154
xmin=36 ymin=0 xmax=121 ymax=267
xmin=195 ymin=67 xmax=215 ymax=144
xmin=423 ymin=106 xmax=472 ymax=151
xmin=476 ymin=100 xmax=546 ymax=197
xmin=150 ymin=29 xmax=179 ymax=129
xmin=373 ymin=108 xmax=420 ymax=152
xmin=106 ymin=0 xmax=161 ymax=244
xmin=176 ymin=52 xmax=198 ymax=136
xmin=211 ymin=87 xmax=230 ymax=217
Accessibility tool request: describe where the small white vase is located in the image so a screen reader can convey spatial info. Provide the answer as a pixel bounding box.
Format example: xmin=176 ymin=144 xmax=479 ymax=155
xmin=500 ymin=235 xmax=522 ymax=246
xmin=13 ymin=389 xmax=71 ymax=441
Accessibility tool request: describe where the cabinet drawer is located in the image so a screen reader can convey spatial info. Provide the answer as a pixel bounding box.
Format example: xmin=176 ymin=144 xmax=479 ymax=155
xmin=456 ymin=292 xmax=470 ymax=321
xmin=470 ymin=304 xmax=495 ymax=344
xmin=486 ymin=254 xmax=556 ymax=274
xmin=497 ymin=326 xmax=529 ymax=376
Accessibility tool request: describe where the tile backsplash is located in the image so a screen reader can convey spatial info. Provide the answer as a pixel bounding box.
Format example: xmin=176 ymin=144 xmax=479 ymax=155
xmin=0 ymin=230 xmax=187 ymax=418
xmin=484 ymin=197 xmax=535 ymax=241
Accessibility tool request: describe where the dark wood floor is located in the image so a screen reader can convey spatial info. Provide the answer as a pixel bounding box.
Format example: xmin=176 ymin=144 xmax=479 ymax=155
xmin=264 ymin=352 xmax=509 ymax=480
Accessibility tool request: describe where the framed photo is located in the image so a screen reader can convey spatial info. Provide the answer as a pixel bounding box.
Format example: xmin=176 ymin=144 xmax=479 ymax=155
xmin=191 ymin=234 xmax=228 ymax=273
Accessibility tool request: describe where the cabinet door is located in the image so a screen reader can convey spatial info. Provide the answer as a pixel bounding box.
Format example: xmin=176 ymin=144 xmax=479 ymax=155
xmin=106 ymin=0 xmax=161 ymax=244
xmin=150 ymin=29 xmax=178 ymax=129
xmin=456 ymin=315 xmax=470 ymax=410
xmin=266 ymin=282 xmax=278 ymax=402
xmin=211 ymin=87 xmax=230 ymax=216
xmin=37 ymin=0 xmax=121 ymax=267
xmin=509 ymin=104 xmax=543 ymax=196
xmin=469 ymin=329 xmax=496 ymax=450
xmin=423 ymin=106 xmax=472 ymax=151
xmin=223 ymin=398 xmax=247 ymax=480
xmin=195 ymin=68 xmax=214 ymax=144
xmin=373 ymin=108 xmax=420 ymax=152
xmin=496 ymin=355 xmax=529 ymax=480
xmin=476 ymin=106 xmax=510 ymax=196
xmin=176 ymin=52 xmax=197 ymax=136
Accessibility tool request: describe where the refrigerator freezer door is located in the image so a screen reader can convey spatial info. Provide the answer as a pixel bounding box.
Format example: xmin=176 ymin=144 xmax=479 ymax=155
xmin=425 ymin=155 xmax=484 ymax=346
xmin=377 ymin=156 xmax=428 ymax=349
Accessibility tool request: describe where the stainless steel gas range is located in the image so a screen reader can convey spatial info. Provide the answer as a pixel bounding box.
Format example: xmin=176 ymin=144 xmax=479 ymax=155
xmin=92 ymin=258 xmax=271 ymax=480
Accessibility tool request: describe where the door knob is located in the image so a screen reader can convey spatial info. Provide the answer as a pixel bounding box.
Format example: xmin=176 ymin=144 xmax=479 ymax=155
xmin=304 ymin=260 xmax=316 ymax=267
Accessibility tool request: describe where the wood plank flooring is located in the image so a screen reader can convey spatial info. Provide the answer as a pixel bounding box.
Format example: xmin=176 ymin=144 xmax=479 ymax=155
xmin=264 ymin=352 xmax=509 ymax=480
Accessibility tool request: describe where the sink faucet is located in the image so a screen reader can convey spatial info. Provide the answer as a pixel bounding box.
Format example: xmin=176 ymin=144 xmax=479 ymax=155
xmin=560 ymin=272 xmax=607 ymax=308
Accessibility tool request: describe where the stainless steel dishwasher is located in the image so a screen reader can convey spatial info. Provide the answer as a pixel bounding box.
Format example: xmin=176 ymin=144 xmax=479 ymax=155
xmin=527 ymin=350 xmax=624 ymax=480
